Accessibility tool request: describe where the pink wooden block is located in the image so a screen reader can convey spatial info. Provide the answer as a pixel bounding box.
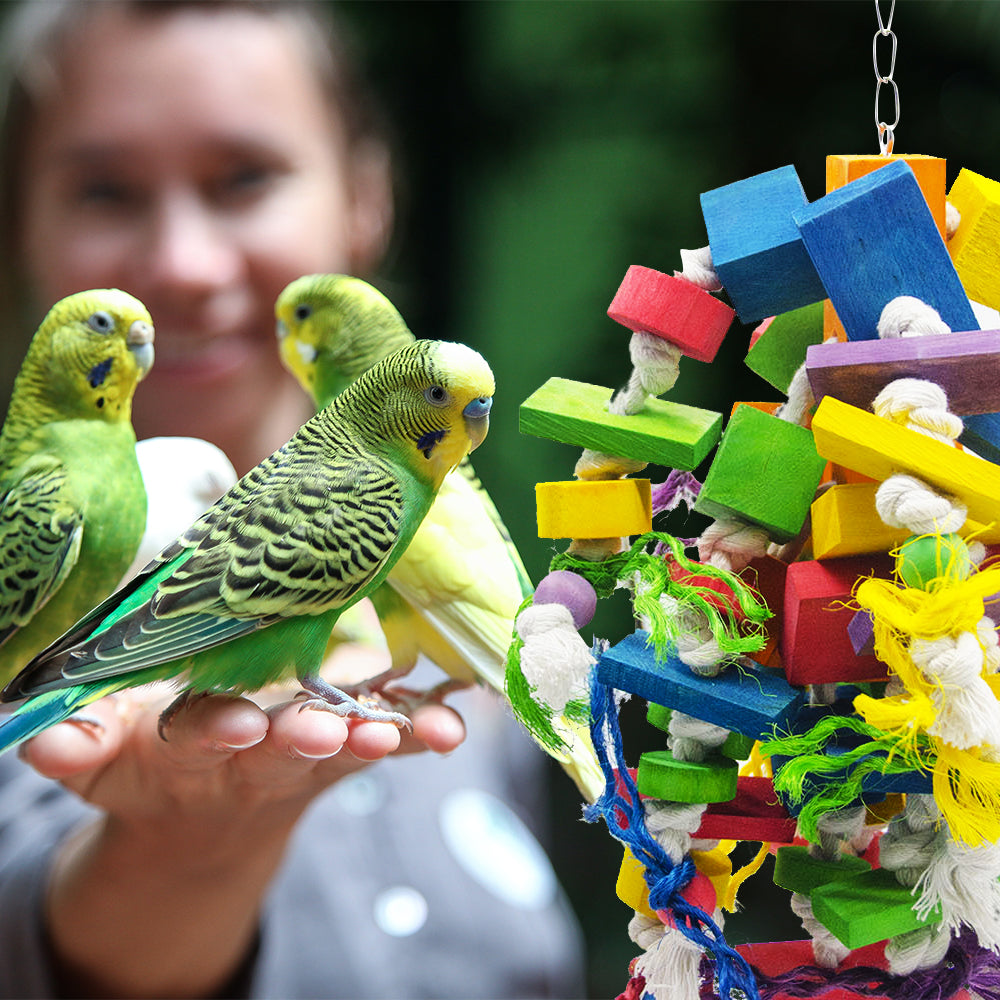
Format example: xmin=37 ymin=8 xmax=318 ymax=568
xmin=805 ymin=329 xmax=1000 ymax=415
xmin=608 ymin=264 xmax=735 ymax=362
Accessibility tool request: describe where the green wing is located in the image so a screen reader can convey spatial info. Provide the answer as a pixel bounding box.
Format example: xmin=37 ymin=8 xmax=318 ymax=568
xmin=8 ymin=440 xmax=408 ymax=697
xmin=0 ymin=456 xmax=82 ymax=645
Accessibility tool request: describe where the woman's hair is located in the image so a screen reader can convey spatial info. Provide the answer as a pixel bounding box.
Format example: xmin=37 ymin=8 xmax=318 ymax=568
xmin=0 ymin=0 xmax=392 ymax=332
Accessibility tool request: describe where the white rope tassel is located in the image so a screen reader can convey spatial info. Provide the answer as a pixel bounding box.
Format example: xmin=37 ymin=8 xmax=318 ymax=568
xmin=628 ymin=915 xmax=703 ymax=1000
xmin=515 ymin=603 xmax=594 ymax=714
xmin=873 ymin=378 xmax=964 ymax=444
xmin=877 ymin=296 xmax=953 ymax=339
xmin=875 ymin=474 xmax=967 ymax=535
xmin=675 ymin=246 xmax=723 ymax=292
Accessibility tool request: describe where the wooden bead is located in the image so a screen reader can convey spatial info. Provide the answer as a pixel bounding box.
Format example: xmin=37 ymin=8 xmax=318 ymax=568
xmin=744 ymin=301 xmax=825 ymax=394
xmin=535 ymin=479 xmax=652 ymax=539
xmin=519 ymin=376 xmax=722 ymax=470
xmin=772 ymin=844 xmax=872 ymax=895
xmin=636 ymin=749 xmax=738 ymax=803
xmin=947 ymin=167 xmax=1000 ymax=312
xmin=607 ymin=265 xmax=735 ymax=362
xmin=693 ymin=404 xmax=827 ymax=543
xmin=811 ymin=395 xmax=1000 ymax=529
xmin=533 ymin=570 xmax=597 ymax=628
xmin=793 ymin=159 xmax=978 ymax=341
xmin=895 ymin=532 xmax=972 ymax=589
xmin=805 ymin=329 xmax=1000 ymax=415
xmin=693 ymin=775 xmax=798 ymax=844
xmin=700 ymin=165 xmax=827 ymax=323
xmin=646 ymin=701 xmax=671 ymax=733
xmin=810 ymin=867 xmax=940 ymax=949
xmin=597 ymin=630 xmax=805 ymax=740
xmin=782 ymin=555 xmax=894 ymax=685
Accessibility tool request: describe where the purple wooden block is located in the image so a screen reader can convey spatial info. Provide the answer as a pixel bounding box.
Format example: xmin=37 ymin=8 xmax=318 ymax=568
xmin=847 ymin=608 xmax=876 ymax=656
xmin=983 ymin=592 xmax=1000 ymax=628
xmin=805 ymin=329 xmax=1000 ymax=415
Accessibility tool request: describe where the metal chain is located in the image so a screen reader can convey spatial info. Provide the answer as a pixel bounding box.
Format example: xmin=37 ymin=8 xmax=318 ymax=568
xmin=873 ymin=0 xmax=900 ymax=154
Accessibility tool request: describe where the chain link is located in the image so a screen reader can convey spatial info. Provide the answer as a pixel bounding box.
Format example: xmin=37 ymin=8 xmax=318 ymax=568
xmin=873 ymin=0 xmax=899 ymax=154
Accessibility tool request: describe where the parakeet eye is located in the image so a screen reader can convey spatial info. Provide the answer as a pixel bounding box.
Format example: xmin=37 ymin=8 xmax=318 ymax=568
xmin=424 ymin=385 xmax=449 ymax=406
xmin=87 ymin=311 xmax=115 ymax=334
xmin=294 ymin=304 xmax=312 ymax=322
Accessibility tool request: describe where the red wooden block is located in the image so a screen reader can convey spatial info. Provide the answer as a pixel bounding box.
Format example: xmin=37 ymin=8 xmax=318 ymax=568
xmin=694 ymin=775 xmax=798 ymax=843
xmin=782 ymin=556 xmax=894 ymax=685
xmin=740 ymin=554 xmax=788 ymax=663
xmin=608 ymin=264 xmax=735 ymax=362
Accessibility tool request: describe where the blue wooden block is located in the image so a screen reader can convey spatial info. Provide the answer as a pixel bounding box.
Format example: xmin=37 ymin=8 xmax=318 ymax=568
xmin=596 ymin=630 xmax=804 ymax=740
xmin=700 ymin=165 xmax=827 ymax=324
xmin=793 ymin=159 xmax=979 ymax=341
xmin=961 ymin=412 xmax=1000 ymax=465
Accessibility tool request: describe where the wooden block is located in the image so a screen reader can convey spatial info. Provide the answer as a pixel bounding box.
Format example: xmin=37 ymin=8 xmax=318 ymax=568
xmin=772 ymin=844 xmax=872 ymax=895
xmin=700 ymin=165 xmax=827 ymax=323
xmin=811 ymin=481 xmax=1000 ymax=560
xmin=811 ymin=395 xmax=1000 ymax=529
xmin=823 ymin=297 xmax=849 ymax=344
xmin=961 ymin=411 xmax=1000 ymax=465
xmin=745 ymin=301 xmax=825 ymax=394
xmin=694 ymin=776 xmax=798 ymax=843
xmin=811 ymin=867 xmax=939 ymax=949
xmin=694 ymin=404 xmax=827 ymax=542
xmin=597 ymin=630 xmax=805 ymax=740
xmin=636 ymin=749 xmax=738 ymax=803
xmin=782 ymin=555 xmax=894 ymax=685
xmin=535 ymin=479 xmax=652 ymax=539
xmin=740 ymin=555 xmax=788 ymax=667
xmin=720 ymin=730 xmax=756 ymax=760
xmin=616 ymin=847 xmax=658 ymax=919
xmin=793 ymin=159 xmax=978 ymax=341
xmin=826 ymin=154 xmax=947 ymax=236
xmin=947 ymin=168 xmax=1000 ymax=312
xmin=805 ymin=329 xmax=1000 ymax=415
xmin=847 ymin=608 xmax=875 ymax=656
xmin=607 ymin=265 xmax=735 ymax=362
xmin=519 ymin=377 xmax=722 ymax=470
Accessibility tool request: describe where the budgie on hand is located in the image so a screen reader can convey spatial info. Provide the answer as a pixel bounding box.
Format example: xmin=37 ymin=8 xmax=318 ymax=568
xmin=0 ymin=340 xmax=494 ymax=753
xmin=275 ymin=274 xmax=604 ymax=802
xmin=0 ymin=289 xmax=154 ymax=685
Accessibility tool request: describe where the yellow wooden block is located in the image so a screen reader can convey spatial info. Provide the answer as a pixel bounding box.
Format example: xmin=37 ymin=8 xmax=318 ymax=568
xmin=947 ymin=168 xmax=1000 ymax=312
xmin=824 ymin=154 xmax=947 ymax=340
xmin=690 ymin=846 xmax=733 ymax=904
xmin=812 ymin=482 xmax=1000 ymax=559
xmin=811 ymin=397 xmax=1000 ymax=529
xmin=535 ymin=479 xmax=652 ymax=539
xmin=616 ymin=847 xmax=657 ymax=919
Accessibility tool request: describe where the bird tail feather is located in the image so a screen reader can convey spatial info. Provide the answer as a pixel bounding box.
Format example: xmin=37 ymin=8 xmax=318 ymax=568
xmin=0 ymin=685 xmax=110 ymax=753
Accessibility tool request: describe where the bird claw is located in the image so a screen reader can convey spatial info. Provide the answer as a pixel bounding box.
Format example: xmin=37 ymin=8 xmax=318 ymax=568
xmin=156 ymin=689 xmax=210 ymax=741
xmin=295 ymin=678 xmax=412 ymax=731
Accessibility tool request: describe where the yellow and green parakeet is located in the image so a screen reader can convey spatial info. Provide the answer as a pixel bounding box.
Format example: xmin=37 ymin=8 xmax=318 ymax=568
xmin=0 ymin=289 xmax=154 ymax=684
xmin=275 ymin=274 xmax=603 ymax=802
xmin=0 ymin=339 xmax=493 ymax=751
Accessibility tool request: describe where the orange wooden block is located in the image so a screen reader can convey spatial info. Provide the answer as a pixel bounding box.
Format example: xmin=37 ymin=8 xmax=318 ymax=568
xmin=822 ymin=154 xmax=947 ymax=340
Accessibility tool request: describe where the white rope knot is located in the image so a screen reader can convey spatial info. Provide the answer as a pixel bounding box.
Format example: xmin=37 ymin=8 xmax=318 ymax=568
xmin=877 ymin=296 xmax=952 ymax=339
xmin=945 ymin=201 xmax=961 ymax=241
xmin=674 ymin=246 xmax=722 ymax=292
xmin=873 ymin=378 xmax=963 ymax=444
xmin=628 ymin=332 xmax=683 ymax=399
xmin=884 ymin=924 xmax=952 ymax=975
xmin=697 ymin=518 xmax=770 ymax=574
xmin=875 ymin=474 xmax=967 ymax=535
xmin=775 ymin=361 xmax=815 ymax=427
xmin=790 ymin=893 xmax=851 ymax=968
xmin=667 ymin=710 xmax=729 ymax=762
xmin=515 ymin=603 xmax=594 ymax=714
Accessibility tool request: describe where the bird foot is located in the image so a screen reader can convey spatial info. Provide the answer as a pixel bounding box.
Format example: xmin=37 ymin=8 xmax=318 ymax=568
xmin=375 ymin=677 xmax=470 ymax=715
xmin=295 ymin=677 xmax=412 ymax=731
xmin=156 ymin=689 xmax=210 ymax=741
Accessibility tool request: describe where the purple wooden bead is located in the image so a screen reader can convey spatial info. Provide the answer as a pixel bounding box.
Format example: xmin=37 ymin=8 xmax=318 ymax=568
xmin=533 ymin=570 xmax=597 ymax=629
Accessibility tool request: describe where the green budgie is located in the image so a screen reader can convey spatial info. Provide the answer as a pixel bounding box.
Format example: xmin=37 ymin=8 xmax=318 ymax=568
xmin=0 ymin=339 xmax=494 ymax=751
xmin=275 ymin=274 xmax=603 ymax=802
xmin=0 ymin=289 xmax=154 ymax=684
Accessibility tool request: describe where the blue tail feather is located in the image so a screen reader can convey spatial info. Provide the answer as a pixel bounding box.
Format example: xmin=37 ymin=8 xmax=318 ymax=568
xmin=0 ymin=686 xmax=104 ymax=753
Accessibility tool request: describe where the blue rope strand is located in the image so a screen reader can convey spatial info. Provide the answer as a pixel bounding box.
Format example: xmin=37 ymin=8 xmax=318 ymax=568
xmin=584 ymin=669 xmax=760 ymax=1000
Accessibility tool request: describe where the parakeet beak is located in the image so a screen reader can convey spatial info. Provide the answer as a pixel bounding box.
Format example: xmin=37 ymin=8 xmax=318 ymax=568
xmin=462 ymin=396 xmax=492 ymax=453
xmin=127 ymin=319 xmax=155 ymax=379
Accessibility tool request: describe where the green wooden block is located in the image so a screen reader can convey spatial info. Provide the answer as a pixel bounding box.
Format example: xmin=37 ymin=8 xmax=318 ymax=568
xmin=693 ymin=404 xmax=826 ymax=542
xmin=810 ymin=866 xmax=938 ymax=949
xmin=635 ymin=750 xmax=738 ymax=803
xmin=772 ymin=845 xmax=872 ymax=896
xmin=519 ymin=377 xmax=723 ymax=471
xmin=745 ymin=301 xmax=825 ymax=393
xmin=645 ymin=704 xmax=754 ymax=760
xmin=646 ymin=702 xmax=671 ymax=733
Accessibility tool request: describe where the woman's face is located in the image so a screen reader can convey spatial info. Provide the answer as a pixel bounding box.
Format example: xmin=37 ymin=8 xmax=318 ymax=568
xmin=18 ymin=6 xmax=386 ymax=471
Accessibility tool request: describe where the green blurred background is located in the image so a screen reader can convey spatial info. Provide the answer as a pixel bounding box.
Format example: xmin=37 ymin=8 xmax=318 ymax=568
xmin=335 ymin=3 xmax=1000 ymax=992
xmin=3 ymin=1 xmax=1000 ymax=994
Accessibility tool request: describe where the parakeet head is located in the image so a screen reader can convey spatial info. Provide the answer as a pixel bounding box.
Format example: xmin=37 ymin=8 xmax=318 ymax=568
xmin=275 ymin=274 xmax=414 ymax=410
xmin=7 ymin=289 xmax=155 ymax=428
xmin=335 ymin=339 xmax=494 ymax=489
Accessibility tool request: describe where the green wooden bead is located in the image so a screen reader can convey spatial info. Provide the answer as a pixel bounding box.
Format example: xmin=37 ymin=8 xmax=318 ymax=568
xmin=772 ymin=845 xmax=871 ymax=895
xmin=635 ymin=750 xmax=738 ymax=803
xmin=896 ymin=532 xmax=972 ymax=590
xmin=720 ymin=730 xmax=756 ymax=761
xmin=646 ymin=702 xmax=671 ymax=733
